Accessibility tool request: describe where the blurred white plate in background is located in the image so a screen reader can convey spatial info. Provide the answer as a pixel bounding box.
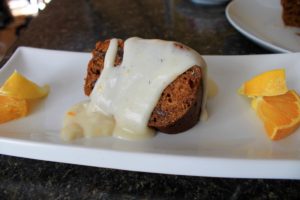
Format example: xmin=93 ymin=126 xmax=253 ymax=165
xmin=226 ymin=0 xmax=300 ymax=53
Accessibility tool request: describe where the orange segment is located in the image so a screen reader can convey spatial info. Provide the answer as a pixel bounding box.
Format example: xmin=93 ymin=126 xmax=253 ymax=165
xmin=0 ymin=70 xmax=49 ymax=99
xmin=0 ymin=95 xmax=28 ymax=124
xmin=251 ymin=90 xmax=300 ymax=140
xmin=239 ymin=69 xmax=288 ymax=97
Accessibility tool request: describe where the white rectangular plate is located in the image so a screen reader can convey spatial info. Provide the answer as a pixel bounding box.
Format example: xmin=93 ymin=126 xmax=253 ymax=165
xmin=1 ymin=47 xmax=300 ymax=179
xmin=226 ymin=0 xmax=300 ymax=53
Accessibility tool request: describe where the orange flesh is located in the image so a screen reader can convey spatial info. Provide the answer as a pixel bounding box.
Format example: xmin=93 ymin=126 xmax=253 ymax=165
xmin=239 ymin=69 xmax=288 ymax=97
xmin=0 ymin=95 xmax=28 ymax=124
xmin=252 ymin=90 xmax=300 ymax=140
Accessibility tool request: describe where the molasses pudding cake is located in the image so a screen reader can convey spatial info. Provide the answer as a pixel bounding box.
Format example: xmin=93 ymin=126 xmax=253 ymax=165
xmin=62 ymin=37 xmax=208 ymax=141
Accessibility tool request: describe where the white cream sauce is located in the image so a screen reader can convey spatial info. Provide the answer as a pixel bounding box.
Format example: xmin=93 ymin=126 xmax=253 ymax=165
xmin=61 ymin=101 xmax=114 ymax=141
xmin=207 ymin=78 xmax=218 ymax=99
xmin=62 ymin=37 xmax=207 ymax=141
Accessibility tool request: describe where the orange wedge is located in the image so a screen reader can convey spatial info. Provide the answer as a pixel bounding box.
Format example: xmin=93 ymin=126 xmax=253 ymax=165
xmin=251 ymin=90 xmax=300 ymax=140
xmin=0 ymin=70 xmax=49 ymax=99
xmin=239 ymin=69 xmax=288 ymax=97
xmin=0 ymin=70 xmax=50 ymax=124
xmin=0 ymin=95 xmax=28 ymax=124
